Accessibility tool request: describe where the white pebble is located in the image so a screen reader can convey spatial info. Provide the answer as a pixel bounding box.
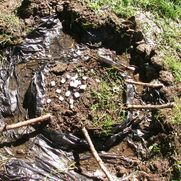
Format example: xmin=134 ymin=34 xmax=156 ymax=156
xmin=113 ymin=86 xmax=120 ymax=92
xmin=76 ymin=50 xmax=81 ymax=56
xmin=69 ymin=98 xmax=74 ymax=105
xmin=90 ymin=69 xmax=94 ymax=73
xmin=66 ymin=74 xmax=71 ymax=79
xmin=74 ymin=92 xmax=80 ymax=98
xmin=95 ymin=79 xmax=101 ymax=83
xmin=65 ymin=91 xmax=71 ymax=97
xmin=71 ymin=74 xmax=78 ymax=80
xmin=70 ymin=80 xmax=81 ymax=88
xmin=50 ymin=81 xmax=56 ymax=87
xmin=70 ymin=81 xmax=76 ymax=88
xmin=79 ymin=84 xmax=87 ymax=90
xmin=61 ymin=78 xmax=66 ymax=84
xmin=56 ymin=89 xmax=61 ymax=94
xmin=82 ymin=76 xmax=88 ymax=80
xmin=59 ymin=96 xmax=64 ymax=101
xmin=70 ymin=104 xmax=74 ymax=109
xmin=46 ymin=99 xmax=51 ymax=104
xmin=77 ymin=80 xmax=82 ymax=85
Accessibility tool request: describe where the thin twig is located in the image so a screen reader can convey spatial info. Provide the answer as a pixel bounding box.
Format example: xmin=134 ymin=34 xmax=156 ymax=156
xmin=125 ymin=102 xmax=174 ymax=109
xmin=82 ymin=127 xmax=114 ymax=181
xmin=125 ymin=79 xmax=164 ymax=88
xmin=1 ymin=114 xmax=52 ymax=132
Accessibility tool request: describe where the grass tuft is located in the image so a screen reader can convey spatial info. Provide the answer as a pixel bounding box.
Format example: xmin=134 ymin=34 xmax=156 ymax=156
xmin=0 ymin=11 xmax=22 ymax=47
xmin=164 ymin=56 xmax=181 ymax=82
xmin=90 ymin=68 xmax=126 ymax=135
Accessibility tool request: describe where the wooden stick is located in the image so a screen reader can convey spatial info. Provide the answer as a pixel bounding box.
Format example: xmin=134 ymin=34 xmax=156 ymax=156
xmin=125 ymin=79 xmax=164 ymax=87
xmin=82 ymin=127 xmax=114 ymax=181
xmin=1 ymin=114 xmax=52 ymax=132
xmin=125 ymin=102 xmax=174 ymax=109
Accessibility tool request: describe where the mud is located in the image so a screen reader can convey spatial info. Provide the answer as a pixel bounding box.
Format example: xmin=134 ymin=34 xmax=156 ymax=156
xmin=0 ymin=0 xmax=180 ymax=180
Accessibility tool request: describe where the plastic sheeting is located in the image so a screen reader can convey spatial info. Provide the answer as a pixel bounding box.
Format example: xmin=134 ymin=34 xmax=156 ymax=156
xmin=0 ymin=135 xmax=91 ymax=181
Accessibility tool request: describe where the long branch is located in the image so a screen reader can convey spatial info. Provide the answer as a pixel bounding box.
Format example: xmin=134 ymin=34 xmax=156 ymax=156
xmin=82 ymin=127 xmax=114 ymax=181
xmin=125 ymin=102 xmax=174 ymax=109
xmin=1 ymin=114 xmax=52 ymax=132
xmin=125 ymin=79 xmax=164 ymax=87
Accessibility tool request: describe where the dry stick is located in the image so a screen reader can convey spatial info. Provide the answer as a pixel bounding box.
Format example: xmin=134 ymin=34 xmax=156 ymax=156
xmin=125 ymin=79 xmax=164 ymax=88
xmin=125 ymin=102 xmax=174 ymax=110
xmin=82 ymin=127 xmax=114 ymax=181
xmin=92 ymin=54 xmax=163 ymax=88
xmin=1 ymin=114 xmax=52 ymax=132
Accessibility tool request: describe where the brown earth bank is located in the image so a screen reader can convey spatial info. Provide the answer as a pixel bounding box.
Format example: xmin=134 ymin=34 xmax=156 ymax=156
xmin=0 ymin=0 xmax=180 ymax=180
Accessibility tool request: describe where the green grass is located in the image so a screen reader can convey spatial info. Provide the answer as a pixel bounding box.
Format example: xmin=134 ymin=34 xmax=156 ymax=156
xmin=164 ymin=56 xmax=181 ymax=82
xmin=0 ymin=11 xmax=22 ymax=47
xmin=90 ymin=68 xmax=126 ymax=135
xmin=171 ymin=98 xmax=181 ymax=125
xmin=85 ymin=0 xmax=181 ymax=19
xmin=85 ymin=0 xmax=181 ymax=83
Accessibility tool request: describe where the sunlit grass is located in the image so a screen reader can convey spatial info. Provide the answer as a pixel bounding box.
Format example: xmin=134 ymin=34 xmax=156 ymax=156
xmin=164 ymin=55 xmax=181 ymax=82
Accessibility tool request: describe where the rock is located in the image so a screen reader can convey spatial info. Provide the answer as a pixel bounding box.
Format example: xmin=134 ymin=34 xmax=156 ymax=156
xmin=160 ymin=86 xmax=175 ymax=102
xmin=51 ymin=63 xmax=68 ymax=74
xmin=159 ymin=70 xmax=174 ymax=85
xmin=70 ymin=80 xmax=81 ymax=88
xmin=71 ymin=74 xmax=78 ymax=80
xmin=82 ymin=76 xmax=88 ymax=80
xmin=66 ymin=74 xmax=71 ymax=79
xmin=133 ymin=30 xmax=145 ymax=44
xmin=50 ymin=80 xmax=56 ymax=87
xmin=74 ymin=92 xmax=80 ymax=98
xmin=56 ymin=89 xmax=61 ymax=94
xmin=60 ymin=78 xmax=66 ymax=84
xmin=65 ymin=91 xmax=71 ymax=97
xmin=69 ymin=98 xmax=74 ymax=105
xmin=46 ymin=99 xmax=51 ymax=103
xmin=136 ymin=43 xmax=153 ymax=57
xmin=79 ymin=84 xmax=87 ymax=90
xmin=58 ymin=95 xmax=64 ymax=101
xmin=115 ymin=166 xmax=128 ymax=177
xmin=150 ymin=56 xmax=163 ymax=70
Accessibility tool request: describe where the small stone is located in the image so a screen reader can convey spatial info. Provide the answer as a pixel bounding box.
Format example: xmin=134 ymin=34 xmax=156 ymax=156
xmin=95 ymin=79 xmax=101 ymax=83
xmin=82 ymin=76 xmax=88 ymax=80
xmin=113 ymin=86 xmax=120 ymax=93
xmin=70 ymin=80 xmax=81 ymax=88
xmin=51 ymin=63 xmax=68 ymax=74
xmin=69 ymin=98 xmax=74 ymax=105
xmin=55 ymin=89 xmax=61 ymax=94
xmin=83 ymin=55 xmax=90 ymax=61
xmin=136 ymin=43 xmax=153 ymax=56
xmin=46 ymin=99 xmax=51 ymax=104
xmin=71 ymin=74 xmax=78 ymax=80
xmin=65 ymin=91 xmax=71 ymax=97
xmin=60 ymin=78 xmax=66 ymax=84
xmin=77 ymin=80 xmax=81 ymax=85
xmin=159 ymin=70 xmax=174 ymax=85
xmin=74 ymin=92 xmax=80 ymax=98
xmin=50 ymin=81 xmax=56 ymax=87
xmin=70 ymin=81 xmax=76 ymax=88
xmin=70 ymin=104 xmax=74 ymax=109
xmin=66 ymin=74 xmax=71 ymax=79
xmin=59 ymin=96 xmax=64 ymax=101
xmin=79 ymin=84 xmax=87 ymax=90
xmin=76 ymin=50 xmax=81 ymax=56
